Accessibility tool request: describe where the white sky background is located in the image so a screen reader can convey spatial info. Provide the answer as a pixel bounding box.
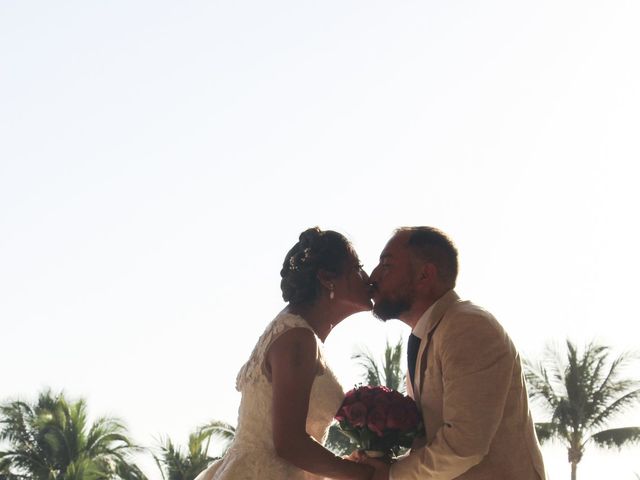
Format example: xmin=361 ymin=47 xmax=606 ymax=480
xmin=1 ymin=1 xmax=640 ymax=478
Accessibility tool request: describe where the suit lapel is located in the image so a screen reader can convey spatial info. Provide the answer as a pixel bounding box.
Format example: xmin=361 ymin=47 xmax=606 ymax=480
xmin=406 ymin=371 xmax=415 ymax=399
xmin=413 ymin=290 xmax=460 ymax=400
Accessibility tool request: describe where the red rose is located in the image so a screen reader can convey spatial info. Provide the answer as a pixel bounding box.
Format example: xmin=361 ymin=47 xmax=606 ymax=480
xmin=371 ymin=386 xmax=391 ymax=396
xmin=358 ymin=390 xmax=375 ymax=409
xmin=367 ymin=405 xmax=388 ymax=437
xmin=344 ymin=388 xmax=359 ymax=402
xmin=372 ymin=392 xmax=392 ymax=410
xmin=385 ymin=403 xmax=410 ymax=430
xmin=342 ymin=401 xmax=368 ymax=427
xmin=404 ymin=404 xmax=420 ymax=430
xmin=336 ymin=388 xmax=365 ymax=422
xmin=385 ymin=393 xmax=421 ymax=431
xmin=359 ymin=386 xmax=389 ymax=408
xmin=388 ymin=389 xmax=405 ymax=404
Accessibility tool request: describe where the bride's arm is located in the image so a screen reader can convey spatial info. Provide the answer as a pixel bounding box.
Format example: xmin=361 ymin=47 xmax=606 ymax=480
xmin=266 ymin=327 xmax=373 ymax=480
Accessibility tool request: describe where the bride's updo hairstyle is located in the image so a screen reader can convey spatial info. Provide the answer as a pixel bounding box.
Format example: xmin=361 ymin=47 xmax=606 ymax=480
xmin=280 ymin=227 xmax=353 ymax=305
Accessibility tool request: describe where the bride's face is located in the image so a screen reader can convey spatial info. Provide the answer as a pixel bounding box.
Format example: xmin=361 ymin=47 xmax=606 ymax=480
xmin=332 ymin=252 xmax=373 ymax=313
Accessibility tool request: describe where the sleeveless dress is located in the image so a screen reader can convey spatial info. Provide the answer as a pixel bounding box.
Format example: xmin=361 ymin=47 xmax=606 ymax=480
xmin=195 ymin=311 xmax=345 ymax=480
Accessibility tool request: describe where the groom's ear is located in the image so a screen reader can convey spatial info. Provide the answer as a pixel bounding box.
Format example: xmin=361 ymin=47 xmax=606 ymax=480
xmin=416 ymin=262 xmax=438 ymax=289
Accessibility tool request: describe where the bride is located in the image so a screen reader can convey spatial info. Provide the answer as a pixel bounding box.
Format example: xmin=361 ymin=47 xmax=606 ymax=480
xmin=195 ymin=227 xmax=376 ymax=480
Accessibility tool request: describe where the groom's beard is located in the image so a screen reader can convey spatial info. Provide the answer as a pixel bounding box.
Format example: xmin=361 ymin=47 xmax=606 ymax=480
xmin=372 ymin=293 xmax=413 ymax=321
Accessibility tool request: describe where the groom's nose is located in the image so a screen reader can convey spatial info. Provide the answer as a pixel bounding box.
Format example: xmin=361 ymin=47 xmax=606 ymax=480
xmin=369 ymin=265 xmax=380 ymax=284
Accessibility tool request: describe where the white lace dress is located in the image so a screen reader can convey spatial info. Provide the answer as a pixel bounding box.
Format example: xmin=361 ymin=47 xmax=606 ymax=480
xmin=195 ymin=312 xmax=345 ymax=480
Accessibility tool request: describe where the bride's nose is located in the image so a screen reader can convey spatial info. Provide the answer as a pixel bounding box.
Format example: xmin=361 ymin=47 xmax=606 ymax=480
xmin=369 ymin=265 xmax=379 ymax=283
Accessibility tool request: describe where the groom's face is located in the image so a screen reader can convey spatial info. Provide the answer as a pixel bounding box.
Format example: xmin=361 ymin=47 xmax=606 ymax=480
xmin=370 ymin=232 xmax=416 ymax=321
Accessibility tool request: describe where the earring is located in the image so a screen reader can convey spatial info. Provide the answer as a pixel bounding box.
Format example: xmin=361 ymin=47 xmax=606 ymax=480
xmin=329 ymin=284 xmax=335 ymax=300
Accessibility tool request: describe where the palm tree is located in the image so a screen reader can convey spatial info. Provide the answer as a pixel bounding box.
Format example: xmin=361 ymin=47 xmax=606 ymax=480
xmin=197 ymin=420 xmax=235 ymax=456
xmin=352 ymin=337 xmax=405 ymax=394
xmin=155 ymin=421 xmax=235 ymax=480
xmin=524 ymin=340 xmax=640 ymax=480
xmin=155 ymin=431 xmax=212 ymax=480
xmin=0 ymin=390 xmax=144 ymax=480
xmin=325 ymin=337 xmax=406 ymax=455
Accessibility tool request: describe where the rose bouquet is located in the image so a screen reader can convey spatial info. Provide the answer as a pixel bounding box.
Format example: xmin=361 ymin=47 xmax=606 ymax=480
xmin=334 ymin=385 xmax=424 ymax=459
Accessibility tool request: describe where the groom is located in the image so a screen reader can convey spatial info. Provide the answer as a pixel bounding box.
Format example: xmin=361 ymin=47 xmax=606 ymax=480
xmin=366 ymin=227 xmax=546 ymax=480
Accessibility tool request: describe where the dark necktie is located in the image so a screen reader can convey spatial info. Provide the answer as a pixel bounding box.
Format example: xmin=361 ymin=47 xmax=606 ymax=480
xmin=407 ymin=333 xmax=421 ymax=388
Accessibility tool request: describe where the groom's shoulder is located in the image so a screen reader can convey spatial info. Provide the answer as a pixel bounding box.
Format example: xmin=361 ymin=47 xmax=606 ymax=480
xmin=449 ymin=298 xmax=496 ymax=321
xmin=445 ymin=299 xmax=505 ymax=334
xmin=443 ymin=300 xmax=515 ymax=353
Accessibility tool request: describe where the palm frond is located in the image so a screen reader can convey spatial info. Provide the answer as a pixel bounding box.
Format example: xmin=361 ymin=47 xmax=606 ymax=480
xmin=352 ymin=347 xmax=382 ymax=386
xmin=198 ymin=421 xmax=235 ymax=443
xmin=198 ymin=420 xmax=236 ymax=458
xmin=352 ymin=336 xmax=405 ymax=392
xmin=589 ymin=427 xmax=640 ymax=449
xmin=114 ymin=460 xmax=149 ymax=480
xmin=534 ymin=422 xmax=558 ymax=444
xmin=381 ymin=338 xmax=405 ymax=393
xmin=155 ymin=431 xmax=216 ymax=480
xmin=590 ymin=387 xmax=640 ymax=431
xmin=523 ymin=359 xmax=562 ymax=410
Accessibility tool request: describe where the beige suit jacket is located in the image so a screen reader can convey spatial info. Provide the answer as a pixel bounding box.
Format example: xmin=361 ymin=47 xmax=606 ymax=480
xmin=391 ymin=291 xmax=546 ymax=480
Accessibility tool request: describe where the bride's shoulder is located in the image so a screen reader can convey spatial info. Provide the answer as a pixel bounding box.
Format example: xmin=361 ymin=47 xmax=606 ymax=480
xmin=253 ymin=310 xmax=314 ymax=351
xmin=236 ymin=310 xmax=320 ymax=389
xmin=268 ymin=309 xmax=313 ymax=331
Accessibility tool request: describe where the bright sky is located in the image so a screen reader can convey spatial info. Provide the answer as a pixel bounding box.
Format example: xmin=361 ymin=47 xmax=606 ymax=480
xmin=1 ymin=1 xmax=639 ymax=479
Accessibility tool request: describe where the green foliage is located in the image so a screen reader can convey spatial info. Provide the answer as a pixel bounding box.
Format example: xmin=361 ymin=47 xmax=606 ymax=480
xmin=589 ymin=427 xmax=640 ymax=448
xmin=155 ymin=421 xmax=235 ymax=480
xmin=525 ymin=340 xmax=640 ymax=479
xmin=198 ymin=421 xmax=235 ymax=454
xmin=324 ymin=424 xmax=355 ymax=456
xmin=352 ymin=337 xmax=405 ymax=394
xmin=0 ymin=390 xmax=144 ymax=480
xmin=155 ymin=433 xmax=210 ymax=480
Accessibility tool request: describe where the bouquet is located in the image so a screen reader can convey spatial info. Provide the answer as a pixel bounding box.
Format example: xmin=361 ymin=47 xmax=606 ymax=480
xmin=334 ymin=385 xmax=424 ymax=459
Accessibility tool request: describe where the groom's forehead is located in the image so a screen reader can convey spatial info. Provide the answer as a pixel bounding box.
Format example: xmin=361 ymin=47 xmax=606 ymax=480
xmin=381 ymin=233 xmax=410 ymax=258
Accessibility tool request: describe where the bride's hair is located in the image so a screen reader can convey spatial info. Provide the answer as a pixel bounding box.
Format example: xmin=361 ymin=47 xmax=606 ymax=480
xmin=280 ymin=227 xmax=353 ymax=305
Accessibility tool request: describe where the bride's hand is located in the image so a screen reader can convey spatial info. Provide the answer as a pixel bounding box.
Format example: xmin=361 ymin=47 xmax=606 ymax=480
xmin=342 ymin=450 xmax=360 ymax=462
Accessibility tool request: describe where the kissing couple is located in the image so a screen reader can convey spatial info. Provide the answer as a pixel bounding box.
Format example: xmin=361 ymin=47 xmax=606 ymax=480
xmin=196 ymin=227 xmax=547 ymax=480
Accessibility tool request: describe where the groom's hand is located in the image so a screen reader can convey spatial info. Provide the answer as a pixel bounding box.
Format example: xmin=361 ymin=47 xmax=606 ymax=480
xmin=358 ymin=456 xmax=390 ymax=480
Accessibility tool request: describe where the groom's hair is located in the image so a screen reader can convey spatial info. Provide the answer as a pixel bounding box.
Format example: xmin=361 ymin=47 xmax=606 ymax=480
xmin=396 ymin=226 xmax=458 ymax=288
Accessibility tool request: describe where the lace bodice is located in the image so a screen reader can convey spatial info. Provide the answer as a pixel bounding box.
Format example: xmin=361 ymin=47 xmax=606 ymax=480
xmin=196 ymin=311 xmax=344 ymax=480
